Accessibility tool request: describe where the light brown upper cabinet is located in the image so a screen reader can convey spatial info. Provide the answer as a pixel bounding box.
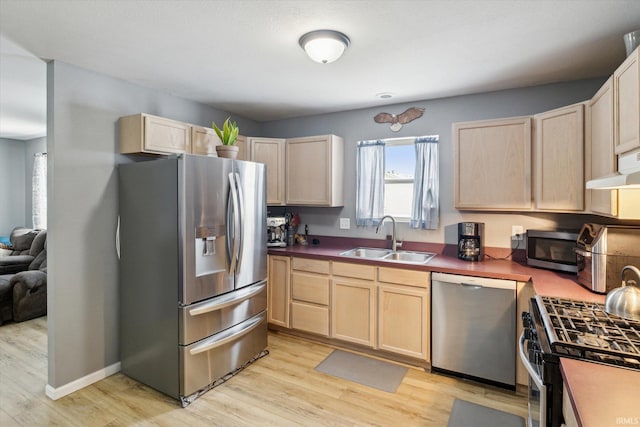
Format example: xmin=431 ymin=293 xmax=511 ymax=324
xmin=190 ymin=125 xmax=218 ymax=156
xmin=587 ymin=77 xmax=618 ymax=216
xmin=235 ymin=135 xmax=249 ymax=161
xmin=453 ymin=117 xmax=532 ymax=210
xmin=249 ymin=138 xmax=286 ymax=205
xmin=587 ymin=77 xmax=640 ymax=219
xmin=533 ymin=103 xmax=585 ymax=211
xmin=286 ymin=135 xmax=344 ymax=206
xmin=614 ymin=47 xmax=640 ymax=154
xmin=120 ymin=113 xmax=191 ymax=155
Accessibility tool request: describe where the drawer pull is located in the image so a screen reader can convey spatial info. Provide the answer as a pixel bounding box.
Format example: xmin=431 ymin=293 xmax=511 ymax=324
xmin=189 ymin=312 xmax=265 ymax=355
xmin=189 ymin=281 xmax=265 ymax=316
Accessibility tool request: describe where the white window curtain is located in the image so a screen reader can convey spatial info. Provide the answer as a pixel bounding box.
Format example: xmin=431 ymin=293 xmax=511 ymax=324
xmin=32 ymin=153 xmax=47 ymax=230
xmin=410 ymin=136 xmax=439 ymax=229
xmin=355 ymin=140 xmax=385 ymax=226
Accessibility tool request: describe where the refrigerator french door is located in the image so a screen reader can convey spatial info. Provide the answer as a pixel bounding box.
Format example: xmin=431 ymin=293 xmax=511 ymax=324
xmin=119 ymin=154 xmax=267 ymax=406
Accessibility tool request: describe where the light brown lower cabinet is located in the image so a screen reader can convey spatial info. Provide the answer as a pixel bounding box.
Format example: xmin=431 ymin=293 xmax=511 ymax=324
xmin=378 ymin=282 xmax=429 ymax=360
xmin=377 ymin=267 xmax=430 ymax=361
xmin=290 ymin=258 xmax=330 ymax=336
xmin=267 ymin=255 xmax=290 ymax=328
xmin=331 ymin=276 xmax=377 ymax=347
xmin=290 ymin=302 xmax=329 ymax=336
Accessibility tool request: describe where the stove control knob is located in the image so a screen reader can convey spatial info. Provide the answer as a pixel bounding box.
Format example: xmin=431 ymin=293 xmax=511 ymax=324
xmin=528 ymin=347 xmax=542 ymax=364
xmin=524 ymin=328 xmax=537 ymax=341
xmin=534 ymin=350 xmax=543 ymax=365
xmin=521 ymin=312 xmax=532 ymax=328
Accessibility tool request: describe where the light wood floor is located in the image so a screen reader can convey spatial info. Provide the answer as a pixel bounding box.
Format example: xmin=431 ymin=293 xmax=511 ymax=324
xmin=0 ymin=317 xmax=527 ymax=426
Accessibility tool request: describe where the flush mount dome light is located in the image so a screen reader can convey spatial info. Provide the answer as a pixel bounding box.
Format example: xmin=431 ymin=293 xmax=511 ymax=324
xmin=299 ymin=30 xmax=350 ymax=64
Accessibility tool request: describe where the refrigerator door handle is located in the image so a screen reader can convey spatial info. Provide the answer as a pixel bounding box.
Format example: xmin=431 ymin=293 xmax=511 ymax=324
xmin=234 ymin=172 xmax=244 ymax=271
xmin=227 ymin=172 xmax=240 ymax=274
xmin=188 ymin=281 xmax=266 ymax=316
xmin=188 ymin=311 xmax=266 ymax=355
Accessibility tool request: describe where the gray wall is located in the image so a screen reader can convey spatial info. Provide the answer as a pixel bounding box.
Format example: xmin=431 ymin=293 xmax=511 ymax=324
xmin=262 ymin=78 xmax=619 ymax=248
xmin=0 ymin=137 xmax=26 ymax=235
xmin=46 ymin=61 xmax=261 ymax=388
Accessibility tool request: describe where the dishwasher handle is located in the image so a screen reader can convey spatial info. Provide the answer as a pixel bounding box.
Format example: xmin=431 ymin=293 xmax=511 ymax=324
xmin=432 ymin=272 xmax=516 ymax=290
xmin=460 ymin=282 xmax=483 ymax=289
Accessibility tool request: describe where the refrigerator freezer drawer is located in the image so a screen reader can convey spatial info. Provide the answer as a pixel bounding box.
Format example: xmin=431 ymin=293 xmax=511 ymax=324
xmin=180 ymin=310 xmax=268 ymax=397
xmin=180 ymin=281 xmax=267 ymax=345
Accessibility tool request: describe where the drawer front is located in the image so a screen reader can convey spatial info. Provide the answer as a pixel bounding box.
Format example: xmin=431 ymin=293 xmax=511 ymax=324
xmin=291 ymin=302 xmax=329 ymax=336
xmin=292 ymin=257 xmax=330 ymax=274
xmin=179 ymin=281 xmax=267 ymax=345
xmin=180 ymin=310 xmax=267 ymax=397
xmin=332 ymin=262 xmax=376 ymax=280
xmin=378 ymin=267 xmax=429 ymax=288
xmin=291 ymin=272 xmax=330 ymax=305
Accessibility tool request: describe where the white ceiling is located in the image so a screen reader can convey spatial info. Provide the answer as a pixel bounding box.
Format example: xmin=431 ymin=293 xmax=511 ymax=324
xmin=1 ymin=0 xmax=640 ymax=140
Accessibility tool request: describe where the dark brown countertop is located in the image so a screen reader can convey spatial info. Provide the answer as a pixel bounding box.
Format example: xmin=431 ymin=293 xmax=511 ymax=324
xmin=269 ymin=235 xmax=605 ymax=303
xmin=561 ymin=358 xmax=640 ymax=427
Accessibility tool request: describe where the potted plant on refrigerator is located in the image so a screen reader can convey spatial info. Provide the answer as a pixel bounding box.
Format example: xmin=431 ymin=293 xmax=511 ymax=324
xmin=212 ymin=117 xmax=240 ymax=159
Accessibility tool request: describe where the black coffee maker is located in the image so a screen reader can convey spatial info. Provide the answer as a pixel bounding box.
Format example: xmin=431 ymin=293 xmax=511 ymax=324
xmin=458 ymin=222 xmax=484 ymax=261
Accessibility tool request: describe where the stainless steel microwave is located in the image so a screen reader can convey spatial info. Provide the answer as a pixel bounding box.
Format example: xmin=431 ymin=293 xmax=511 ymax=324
xmin=526 ymin=229 xmax=579 ymax=273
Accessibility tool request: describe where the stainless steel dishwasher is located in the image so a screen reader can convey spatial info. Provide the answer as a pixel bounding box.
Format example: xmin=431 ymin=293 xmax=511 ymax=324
xmin=431 ymin=272 xmax=516 ymax=389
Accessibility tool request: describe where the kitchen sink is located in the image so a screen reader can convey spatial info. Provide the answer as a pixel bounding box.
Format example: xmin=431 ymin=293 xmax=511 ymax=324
xmin=339 ymin=248 xmax=436 ymax=264
xmin=382 ymin=250 xmax=436 ymax=264
xmin=339 ymin=247 xmax=393 ymax=259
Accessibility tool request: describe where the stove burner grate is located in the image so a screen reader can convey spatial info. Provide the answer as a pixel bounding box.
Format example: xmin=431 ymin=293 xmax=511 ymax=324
xmin=537 ymin=296 xmax=640 ymax=368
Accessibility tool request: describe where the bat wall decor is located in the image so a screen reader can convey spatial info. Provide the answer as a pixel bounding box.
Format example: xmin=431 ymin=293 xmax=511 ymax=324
xmin=374 ymin=107 xmax=425 ymax=132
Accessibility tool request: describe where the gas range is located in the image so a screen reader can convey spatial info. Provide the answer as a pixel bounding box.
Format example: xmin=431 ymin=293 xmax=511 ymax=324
xmin=535 ymin=295 xmax=640 ymax=370
xmin=521 ymin=295 xmax=640 ymax=427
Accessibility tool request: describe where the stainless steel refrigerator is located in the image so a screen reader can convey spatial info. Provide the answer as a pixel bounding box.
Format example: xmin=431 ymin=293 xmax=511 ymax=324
xmin=118 ymin=154 xmax=267 ymax=406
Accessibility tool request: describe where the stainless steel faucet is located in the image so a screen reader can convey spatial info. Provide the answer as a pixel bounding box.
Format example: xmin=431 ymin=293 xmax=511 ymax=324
xmin=375 ymin=215 xmax=402 ymax=251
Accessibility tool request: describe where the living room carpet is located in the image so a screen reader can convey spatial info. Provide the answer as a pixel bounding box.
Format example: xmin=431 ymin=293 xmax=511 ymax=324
xmin=447 ymin=399 xmax=526 ymax=427
xmin=315 ymin=349 xmax=407 ymax=393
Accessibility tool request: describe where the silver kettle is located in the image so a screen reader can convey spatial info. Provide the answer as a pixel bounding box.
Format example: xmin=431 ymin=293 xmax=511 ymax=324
xmin=605 ymin=265 xmax=640 ymax=321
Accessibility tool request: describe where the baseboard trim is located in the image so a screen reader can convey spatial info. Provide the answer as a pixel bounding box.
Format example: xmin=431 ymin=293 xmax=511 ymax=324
xmin=45 ymin=361 xmax=121 ymax=400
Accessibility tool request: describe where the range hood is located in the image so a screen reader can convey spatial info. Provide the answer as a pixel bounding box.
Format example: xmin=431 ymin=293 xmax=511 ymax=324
xmin=587 ymin=150 xmax=640 ymax=189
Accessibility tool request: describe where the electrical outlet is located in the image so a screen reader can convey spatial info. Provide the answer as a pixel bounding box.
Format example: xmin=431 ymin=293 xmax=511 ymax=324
xmin=512 ymin=225 xmax=524 ymax=241
xmin=339 ymin=218 xmax=350 ymax=230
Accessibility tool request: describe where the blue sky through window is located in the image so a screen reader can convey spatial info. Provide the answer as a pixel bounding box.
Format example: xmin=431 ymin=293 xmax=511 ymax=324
xmin=385 ymin=144 xmax=415 ymax=178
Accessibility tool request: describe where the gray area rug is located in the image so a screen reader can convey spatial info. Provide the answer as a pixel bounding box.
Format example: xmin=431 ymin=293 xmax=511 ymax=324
xmin=315 ymin=349 xmax=407 ymax=393
xmin=447 ymin=399 xmax=526 ymax=427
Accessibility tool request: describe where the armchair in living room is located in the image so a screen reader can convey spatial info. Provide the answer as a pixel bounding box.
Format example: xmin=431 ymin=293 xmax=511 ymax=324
xmin=0 ymin=227 xmax=46 ymax=274
xmin=0 ymin=228 xmax=47 ymax=324
xmin=11 ymin=268 xmax=47 ymax=323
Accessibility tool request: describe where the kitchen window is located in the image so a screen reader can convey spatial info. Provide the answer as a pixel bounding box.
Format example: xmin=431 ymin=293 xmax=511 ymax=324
xmin=356 ymin=135 xmax=439 ymax=229
xmin=384 ymin=138 xmax=415 ymax=218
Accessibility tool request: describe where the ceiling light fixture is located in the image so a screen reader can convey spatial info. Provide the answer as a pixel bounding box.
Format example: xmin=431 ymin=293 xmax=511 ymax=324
xmin=299 ymin=30 xmax=350 ymax=64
